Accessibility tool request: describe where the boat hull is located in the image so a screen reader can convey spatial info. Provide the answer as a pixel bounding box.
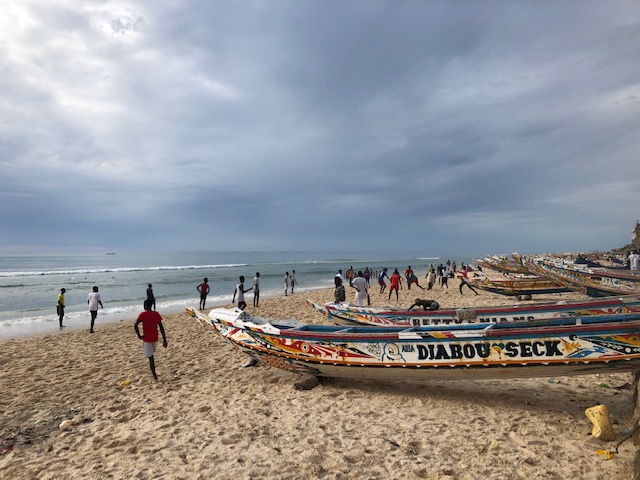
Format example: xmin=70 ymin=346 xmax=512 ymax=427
xmin=308 ymin=297 xmax=640 ymax=327
xmin=195 ymin=307 xmax=640 ymax=381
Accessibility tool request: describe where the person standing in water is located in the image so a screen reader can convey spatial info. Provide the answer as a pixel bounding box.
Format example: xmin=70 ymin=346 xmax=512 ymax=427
xmin=146 ymin=283 xmax=156 ymax=311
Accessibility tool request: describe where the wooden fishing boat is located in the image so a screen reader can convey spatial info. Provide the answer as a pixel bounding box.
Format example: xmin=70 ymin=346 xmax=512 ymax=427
xmin=475 ymin=255 xmax=530 ymax=275
xmin=306 ymin=296 xmax=640 ymax=327
xmin=189 ymin=307 xmax=640 ymax=380
xmin=468 ymin=277 xmax=571 ymax=296
xmin=525 ymin=257 xmax=640 ymax=297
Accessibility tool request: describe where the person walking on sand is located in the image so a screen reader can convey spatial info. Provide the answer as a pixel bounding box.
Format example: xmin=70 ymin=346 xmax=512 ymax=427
xmin=87 ymin=286 xmax=103 ymax=333
xmin=458 ymin=269 xmax=479 ymax=295
xmin=134 ymin=300 xmax=168 ymax=381
xmin=408 ymin=271 xmax=425 ymax=290
xmin=350 ymin=270 xmax=368 ymax=306
xmin=378 ymin=267 xmax=390 ymax=294
xmin=284 ymin=272 xmax=290 ymax=296
xmin=197 ymin=278 xmax=210 ymax=310
xmin=290 ymin=270 xmax=296 ymax=294
xmin=334 ymin=276 xmax=346 ymax=303
xmin=404 ymin=266 xmax=414 ymax=290
xmin=233 ymin=275 xmax=253 ymax=310
xmin=253 ymin=272 xmax=260 ymax=307
xmin=146 ymin=283 xmax=156 ymax=311
xmin=57 ymin=288 xmax=66 ymax=328
xmin=389 ymin=268 xmax=403 ymax=301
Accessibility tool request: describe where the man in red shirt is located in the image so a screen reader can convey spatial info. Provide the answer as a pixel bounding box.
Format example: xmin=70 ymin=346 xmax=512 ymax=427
xmin=388 ymin=268 xmax=403 ymax=301
xmin=135 ymin=300 xmax=168 ymax=381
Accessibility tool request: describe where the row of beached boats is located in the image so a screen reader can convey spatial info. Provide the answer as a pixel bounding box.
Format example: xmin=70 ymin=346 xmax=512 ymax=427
xmin=188 ymin=290 xmax=640 ymax=381
xmin=467 ymin=253 xmax=640 ymax=298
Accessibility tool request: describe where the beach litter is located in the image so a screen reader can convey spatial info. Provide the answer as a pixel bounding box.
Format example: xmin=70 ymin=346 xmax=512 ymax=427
xmin=585 ymin=404 xmax=616 ymax=441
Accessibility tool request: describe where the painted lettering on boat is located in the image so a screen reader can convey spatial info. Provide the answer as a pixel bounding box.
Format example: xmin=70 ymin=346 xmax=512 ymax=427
xmin=415 ymin=340 xmax=562 ymax=360
xmin=415 ymin=315 xmax=536 ymax=326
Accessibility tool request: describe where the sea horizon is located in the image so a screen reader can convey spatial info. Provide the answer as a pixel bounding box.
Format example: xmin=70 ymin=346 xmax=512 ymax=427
xmin=0 ymin=250 xmax=482 ymax=339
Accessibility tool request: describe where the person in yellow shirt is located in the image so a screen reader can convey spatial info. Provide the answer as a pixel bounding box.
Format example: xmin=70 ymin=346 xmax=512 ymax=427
xmin=57 ymin=288 xmax=66 ymax=328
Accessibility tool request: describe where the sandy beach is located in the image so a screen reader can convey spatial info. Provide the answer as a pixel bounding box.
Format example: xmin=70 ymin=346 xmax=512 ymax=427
xmin=0 ymin=277 xmax=635 ymax=479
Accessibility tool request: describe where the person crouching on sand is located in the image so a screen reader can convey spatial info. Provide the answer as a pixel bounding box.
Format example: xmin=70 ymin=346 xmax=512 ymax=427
xmin=134 ymin=300 xmax=168 ymax=381
xmin=407 ymin=298 xmax=440 ymax=311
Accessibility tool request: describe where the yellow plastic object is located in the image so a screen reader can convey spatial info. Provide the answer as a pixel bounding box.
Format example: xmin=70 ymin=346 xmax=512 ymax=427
xmin=585 ymin=405 xmax=616 ymax=441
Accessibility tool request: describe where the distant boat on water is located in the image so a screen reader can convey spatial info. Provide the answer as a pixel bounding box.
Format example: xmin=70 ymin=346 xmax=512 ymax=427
xmin=106 ymin=252 xmax=116 ymax=255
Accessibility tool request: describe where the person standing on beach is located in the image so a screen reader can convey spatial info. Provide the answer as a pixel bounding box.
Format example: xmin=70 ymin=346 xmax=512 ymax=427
xmin=290 ymin=270 xmax=296 ymax=294
xmin=334 ymin=276 xmax=346 ymax=303
xmin=389 ymin=268 xmax=403 ymax=300
xmin=350 ymin=271 xmax=368 ymax=306
xmin=346 ymin=267 xmax=354 ymax=283
xmin=629 ymin=251 xmax=640 ymax=271
xmin=57 ymin=288 xmax=66 ymax=328
xmin=284 ymin=272 xmax=290 ymax=296
xmin=197 ymin=278 xmax=210 ymax=310
xmin=232 ymin=276 xmax=252 ymax=310
xmin=253 ymin=272 xmax=260 ymax=307
xmin=146 ymin=283 xmax=156 ymax=311
xmin=441 ymin=267 xmax=449 ymax=289
xmin=426 ymin=267 xmax=436 ymax=290
xmin=87 ymin=286 xmax=103 ymax=333
xmin=134 ymin=300 xmax=168 ymax=381
xmin=378 ymin=268 xmax=390 ymax=294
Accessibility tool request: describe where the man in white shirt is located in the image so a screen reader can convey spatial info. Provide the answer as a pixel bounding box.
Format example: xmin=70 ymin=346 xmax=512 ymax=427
xmin=350 ymin=271 xmax=369 ymax=306
xmin=87 ymin=286 xmax=103 ymax=333
xmin=629 ymin=251 xmax=640 ymax=271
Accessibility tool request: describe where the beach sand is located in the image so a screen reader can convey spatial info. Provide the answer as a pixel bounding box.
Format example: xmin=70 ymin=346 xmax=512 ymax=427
xmin=0 ymin=278 xmax=635 ymax=479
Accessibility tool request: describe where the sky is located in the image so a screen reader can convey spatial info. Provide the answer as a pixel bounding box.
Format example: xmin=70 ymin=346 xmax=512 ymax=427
xmin=1 ymin=0 xmax=639 ymax=256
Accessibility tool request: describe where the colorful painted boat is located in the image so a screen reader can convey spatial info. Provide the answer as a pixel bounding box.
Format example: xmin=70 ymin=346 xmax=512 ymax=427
xmin=468 ymin=277 xmax=571 ymax=296
xmin=306 ymin=296 xmax=640 ymax=327
xmin=524 ymin=257 xmax=640 ymax=297
xmin=190 ymin=307 xmax=640 ymax=380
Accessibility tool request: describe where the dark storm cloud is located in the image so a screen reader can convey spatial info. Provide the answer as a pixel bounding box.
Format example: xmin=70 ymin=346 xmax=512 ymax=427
xmin=1 ymin=1 xmax=639 ymax=254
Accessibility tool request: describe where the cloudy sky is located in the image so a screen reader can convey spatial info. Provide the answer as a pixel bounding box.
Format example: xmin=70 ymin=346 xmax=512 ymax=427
xmin=2 ymin=1 xmax=639 ymax=256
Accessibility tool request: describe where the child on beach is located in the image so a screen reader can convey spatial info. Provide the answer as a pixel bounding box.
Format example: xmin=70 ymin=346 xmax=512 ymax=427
xmin=134 ymin=300 xmax=168 ymax=381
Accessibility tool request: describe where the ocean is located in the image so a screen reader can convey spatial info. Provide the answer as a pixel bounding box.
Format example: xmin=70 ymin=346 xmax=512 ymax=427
xmin=0 ymin=251 xmax=475 ymax=339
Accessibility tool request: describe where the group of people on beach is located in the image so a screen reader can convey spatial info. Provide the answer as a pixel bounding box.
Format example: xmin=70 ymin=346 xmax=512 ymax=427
xmin=332 ymin=261 xmax=481 ymax=308
xmin=55 ymin=283 xmax=167 ymax=381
